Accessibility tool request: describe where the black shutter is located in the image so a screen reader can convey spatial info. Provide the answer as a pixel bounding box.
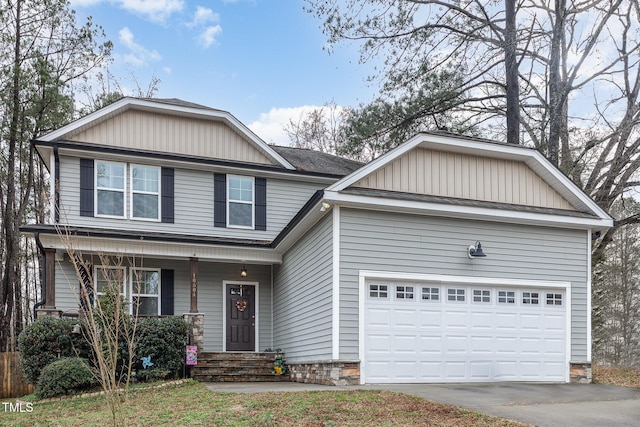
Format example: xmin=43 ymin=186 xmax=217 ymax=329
xmin=255 ymin=177 xmax=267 ymax=231
xmin=79 ymin=159 xmax=94 ymax=217
xmin=214 ymin=173 xmax=227 ymax=228
xmin=161 ymin=269 xmax=174 ymax=316
xmin=161 ymin=167 xmax=174 ymax=223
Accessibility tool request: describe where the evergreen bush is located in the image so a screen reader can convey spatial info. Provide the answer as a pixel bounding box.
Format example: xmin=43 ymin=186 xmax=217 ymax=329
xmin=17 ymin=316 xmax=89 ymax=384
xmin=35 ymin=357 xmax=98 ymax=398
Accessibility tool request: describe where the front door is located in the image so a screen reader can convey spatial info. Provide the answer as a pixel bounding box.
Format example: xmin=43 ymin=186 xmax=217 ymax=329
xmin=226 ymin=283 xmax=255 ymax=351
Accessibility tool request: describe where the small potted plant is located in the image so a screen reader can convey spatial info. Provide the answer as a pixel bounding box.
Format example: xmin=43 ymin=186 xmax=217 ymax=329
xmin=273 ymin=348 xmax=287 ymax=375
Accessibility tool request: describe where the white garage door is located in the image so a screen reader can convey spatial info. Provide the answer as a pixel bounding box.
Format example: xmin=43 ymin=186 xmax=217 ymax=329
xmin=364 ymin=281 xmax=567 ymax=383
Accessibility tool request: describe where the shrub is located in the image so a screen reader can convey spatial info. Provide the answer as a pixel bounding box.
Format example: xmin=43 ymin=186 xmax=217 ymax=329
xmin=17 ymin=316 xmax=89 ymax=384
xmin=35 ymin=357 xmax=98 ymax=399
xmin=135 ymin=317 xmax=189 ymax=377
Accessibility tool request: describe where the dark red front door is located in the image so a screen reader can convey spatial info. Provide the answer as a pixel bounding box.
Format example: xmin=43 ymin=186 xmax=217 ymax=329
xmin=226 ymin=284 xmax=255 ymax=351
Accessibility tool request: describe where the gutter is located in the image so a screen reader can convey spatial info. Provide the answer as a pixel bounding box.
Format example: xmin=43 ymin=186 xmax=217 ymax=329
xmin=32 ymin=231 xmax=46 ymax=319
xmin=54 ymin=145 xmax=60 ymax=222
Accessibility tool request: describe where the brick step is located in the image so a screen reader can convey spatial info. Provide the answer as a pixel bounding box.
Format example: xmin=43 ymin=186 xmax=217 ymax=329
xmin=198 ymin=352 xmax=280 ymax=361
xmin=196 ymin=360 xmax=277 ymax=368
xmin=194 ymin=366 xmax=278 ymax=375
xmin=193 ymin=374 xmax=290 ymax=383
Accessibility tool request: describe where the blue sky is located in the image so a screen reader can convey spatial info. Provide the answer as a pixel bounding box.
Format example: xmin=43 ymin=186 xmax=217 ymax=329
xmin=70 ymin=0 xmax=378 ymax=145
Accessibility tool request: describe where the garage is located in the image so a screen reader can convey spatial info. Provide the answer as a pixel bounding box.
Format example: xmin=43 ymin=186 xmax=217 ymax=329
xmin=363 ymin=278 xmax=569 ymax=383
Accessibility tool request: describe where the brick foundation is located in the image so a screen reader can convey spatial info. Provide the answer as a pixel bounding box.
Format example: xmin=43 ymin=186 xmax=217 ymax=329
xmin=570 ymin=362 xmax=592 ymax=383
xmin=287 ymin=360 xmax=360 ymax=386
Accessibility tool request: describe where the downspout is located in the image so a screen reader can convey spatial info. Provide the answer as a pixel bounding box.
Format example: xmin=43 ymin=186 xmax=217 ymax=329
xmin=54 ymin=145 xmax=60 ymax=222
xmin=33 ymin=231 xmax=46 ymax=319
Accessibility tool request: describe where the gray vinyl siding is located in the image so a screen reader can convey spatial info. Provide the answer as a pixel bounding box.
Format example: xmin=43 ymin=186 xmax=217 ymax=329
xmin=273 ymin=214 xmax=333 ymax=362
xmin=58 ymin=155 xmax=322 ymax=239
xmin=53 ymin=257 xmax=273 ymax=352
xmin=339 ymin=208 xmax=589 ymax=361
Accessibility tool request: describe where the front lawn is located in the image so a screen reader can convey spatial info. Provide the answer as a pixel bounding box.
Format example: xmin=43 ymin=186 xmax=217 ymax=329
xmin=1 ymin=380 xmax=527 ymax=426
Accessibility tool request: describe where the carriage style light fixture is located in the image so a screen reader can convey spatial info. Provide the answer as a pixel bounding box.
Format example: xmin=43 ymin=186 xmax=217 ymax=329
xmin=240 ymin=264 xmax=248 ymax=277
xmin=468 ymin=241 xmax=487 ymax=258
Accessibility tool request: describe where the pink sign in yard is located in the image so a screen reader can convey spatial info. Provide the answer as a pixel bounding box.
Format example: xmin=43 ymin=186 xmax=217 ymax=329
xmin=186 ymin=345 xmax=198 ymax=366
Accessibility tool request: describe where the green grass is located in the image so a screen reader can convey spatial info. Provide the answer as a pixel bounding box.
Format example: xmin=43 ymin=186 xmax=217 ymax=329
xmin=1 ymin=381 xmax=527 ymax=426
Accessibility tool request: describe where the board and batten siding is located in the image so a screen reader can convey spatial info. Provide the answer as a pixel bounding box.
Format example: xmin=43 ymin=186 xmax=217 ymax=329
xmin=338 ymin=208 xmax=589 ymax=361
xmin=68 ymin=110 xmax=275 ymax=166
xmin=352 ymin=148 xmax=575 ymax=210
xmin=52 ymin=258 xmax=273 ymax=352
xmin=273 ymin=214 xmax=333 ymax=362
xmin=58 ymin=155 xmax=322 ymax=240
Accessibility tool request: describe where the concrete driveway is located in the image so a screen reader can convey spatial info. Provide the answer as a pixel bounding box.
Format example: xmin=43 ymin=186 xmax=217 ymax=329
xmin=368 ymin=383 xmax=640 ymax=427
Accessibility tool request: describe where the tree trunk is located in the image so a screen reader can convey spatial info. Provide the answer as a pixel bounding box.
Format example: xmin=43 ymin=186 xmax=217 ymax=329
xmin=505 ymin=0 xmax=520 ymax=145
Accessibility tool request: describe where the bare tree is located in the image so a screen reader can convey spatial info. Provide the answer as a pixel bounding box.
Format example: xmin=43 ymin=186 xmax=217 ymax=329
xmin=56 ymin=225 xmax=142 ymax=426
xmin=593 ymin=199 xmax=640 ymax=367
xmin=283 ymin=101 xmax=349 ymax=154
xmin=0 ymin=0 xmax=111 ymax=351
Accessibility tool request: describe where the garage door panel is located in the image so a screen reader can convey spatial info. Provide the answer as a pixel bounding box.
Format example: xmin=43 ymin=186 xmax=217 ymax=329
xmin=365 ymin=282 xmax=567 ymax=383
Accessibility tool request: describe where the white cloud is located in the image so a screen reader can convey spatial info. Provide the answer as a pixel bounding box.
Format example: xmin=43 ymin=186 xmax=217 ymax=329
xmin=118 ymin=0 xmax=184 ymax=22
xmin=248 ymin=106 xmax=327 ymax=146
xmin=190 ymin=6 xmax=220 ymax=27
xmin=119 ymin=27 xmax=162 ymax=67
xmin=198 ymin=25 xmax=223 ymax=48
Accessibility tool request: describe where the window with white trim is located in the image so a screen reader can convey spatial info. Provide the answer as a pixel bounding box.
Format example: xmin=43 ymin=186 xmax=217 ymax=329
xmin=94 ymin=266 xmax=126 ymax=298
xmin=131 ymin=165 xmax=160 ymax=220
xmin=498 ymin=290 xmax=516 ymax=304
xmin=369 ymin=284 xmax=388 ymax=299
xmin=96 ymin=161 xmax=125 ymax=217
xmin=447 ymin=288 xmax=465 ymax=302
xmin=228 ymin=175 xmax=254 ymax=228
xmin=422 ymin=287 xmax=439 ymax=301
xmin=131 ymin=269 xmax=161 ymax=315
xmin=523 ymin=291 xmax=539 ymax=305
xmin=473 ymin=289 xmax=491 ymax=303
xmin=396 ymin=285 xmax=414 ymax=299
xmin=546 ymin=293 xmax=563 ymax=306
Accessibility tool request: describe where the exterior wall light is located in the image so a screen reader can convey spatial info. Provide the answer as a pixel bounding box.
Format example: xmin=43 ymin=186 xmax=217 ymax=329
xmin=240 ymin=264 xmax=248 ymax=277
xmin=468 ymin=241 xmax=487 ymax=258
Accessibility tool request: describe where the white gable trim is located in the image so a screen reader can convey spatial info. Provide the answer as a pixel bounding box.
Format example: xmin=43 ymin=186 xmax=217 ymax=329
xmin=324 ymin=190 xmax=613 ymax=230
xmin=327 ymin=133 xmax=612 ymax=222
xmin=39 ymin=98 xmax=295 ymax=170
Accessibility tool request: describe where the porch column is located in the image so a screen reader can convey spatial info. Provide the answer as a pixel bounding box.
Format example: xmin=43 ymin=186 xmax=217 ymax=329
xmin=190 ymin=257 xmax=198 ymax=313
xmin=37 ymin=248 xmax=61 ymax=318
xmin=44 ymin=248 xmax=56 ymax=309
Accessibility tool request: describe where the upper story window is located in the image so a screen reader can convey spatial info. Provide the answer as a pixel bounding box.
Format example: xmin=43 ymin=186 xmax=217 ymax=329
xmin=96 ymin=161 xmax=126 ymax=218
xmin=131 ymin=165 xmax=160 ymax=221
xmin=227 ymin=175 xmax=254 ymax=228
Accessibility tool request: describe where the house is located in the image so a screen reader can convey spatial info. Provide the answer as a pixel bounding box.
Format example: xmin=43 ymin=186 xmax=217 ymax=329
xmin=22 ymin=97 xmax=613 ymax=385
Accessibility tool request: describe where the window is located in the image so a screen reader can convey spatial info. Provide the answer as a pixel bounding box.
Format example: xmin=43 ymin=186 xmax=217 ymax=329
xmin=369 ymin=284 xmax=388 ymax=298
xmin=131 ymin=165 xmax=160 ymax=220
xmin=131 ymin=269 xmax=160 ymax=315
xmin=523 ymin=292 xmax=539 ymax=305
xmin=96 ymin=161 xmax=125 ymax=217
xmin=498 ymin=290 xmax=516 ymax=304
xmin=396 ymin=285 xmax=414 ymax=299
xmin=473 ymin=289 xmax=491 ymax=303
xmin=447 ymin=288 xmax=465 ymax=302
xmin=546 ymin=293 xmax=563 ymax=306
xmin=422 ymin=287 xmax=439 ymax=301
xmin=228 ymin=175 xmax=254 ymax=228
xmin=94 ymin=266 xmax=126 ymax=298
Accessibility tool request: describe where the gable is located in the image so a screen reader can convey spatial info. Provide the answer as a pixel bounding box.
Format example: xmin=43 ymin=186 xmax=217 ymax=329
xmin=67 ymin=109 xmax=276 ymax=166
xmin=351 ymin=147 xmax=576 ymax=211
